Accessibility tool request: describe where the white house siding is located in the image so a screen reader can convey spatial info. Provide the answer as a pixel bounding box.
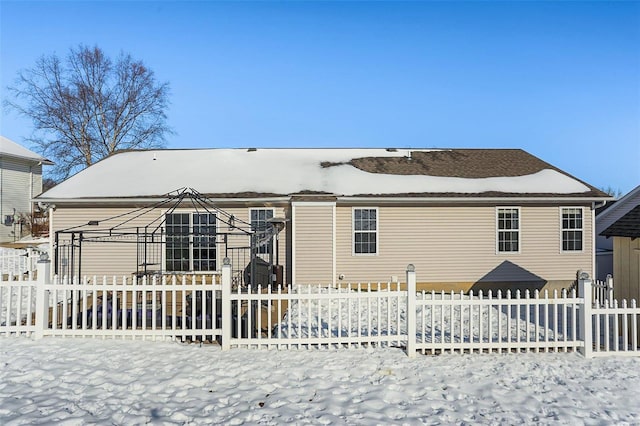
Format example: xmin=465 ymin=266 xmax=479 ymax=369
xmin=0 ymin=157 xmax=42 ymax=243
xmin=293 ymin=203 xmax=334 ymax=285
xmin=50 ymin=205 xmax=289 ymax=280
xmin=335 ymin=204 xmax=593 ymax=291
xmin=613 ymin=236 xmax=640 ymax=303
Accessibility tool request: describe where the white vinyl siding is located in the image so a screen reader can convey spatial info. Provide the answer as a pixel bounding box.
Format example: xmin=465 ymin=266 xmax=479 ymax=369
xmin=496 ymin=207 xmax=520 ymax=253
xmin=561 ymin=207 xmax=583 ymax=252
xmin=353 ymin=208 xmax=378 ymax=255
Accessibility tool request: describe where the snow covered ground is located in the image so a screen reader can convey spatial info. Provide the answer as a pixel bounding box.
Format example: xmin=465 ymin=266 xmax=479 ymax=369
xmin=1 ymin=337 xmax=639 ymax=425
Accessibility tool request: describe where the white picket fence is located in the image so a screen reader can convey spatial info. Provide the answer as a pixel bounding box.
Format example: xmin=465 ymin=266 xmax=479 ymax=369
xmin=1 ymin=260 xmax=639 ymax=358
xmin=0 ymin=247 xmax=39 ymax=277
xmin=411 ymin=289 xmax=583 ymax=354
xmin=0 ymin=273 xmax=38 ymax=336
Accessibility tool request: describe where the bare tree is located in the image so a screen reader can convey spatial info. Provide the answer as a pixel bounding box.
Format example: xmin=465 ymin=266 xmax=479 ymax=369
xmin=6 ymin=45 xmax=171 ymax=179
xmin=599 ymin=186 xmax=624 ymax=199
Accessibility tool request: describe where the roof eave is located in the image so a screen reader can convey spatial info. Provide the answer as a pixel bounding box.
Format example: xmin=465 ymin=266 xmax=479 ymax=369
xmin=1 ymin=152 xmax=54 ymax=165
xmin=35 ymin=194 xmax=613 ymax=205
xmin=596 ymin=185 xmax=640 ymax=220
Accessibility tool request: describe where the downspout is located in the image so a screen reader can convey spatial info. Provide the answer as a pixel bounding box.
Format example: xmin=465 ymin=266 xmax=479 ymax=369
xmin=0 ymin=156 xmax=3 ymax=225
xmin=29 ymin=164 xmax=34 ymax=204
xmin=592 ymin=201 xmax=607 ymax=280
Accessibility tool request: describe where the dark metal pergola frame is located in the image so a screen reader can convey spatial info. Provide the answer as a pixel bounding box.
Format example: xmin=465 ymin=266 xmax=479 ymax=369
xmin=54 ymin=188 xmax=282 ymax=287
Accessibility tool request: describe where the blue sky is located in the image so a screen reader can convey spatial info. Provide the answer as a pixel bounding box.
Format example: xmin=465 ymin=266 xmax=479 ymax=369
xmin=1 ymin=1 xmax=639 ymax=194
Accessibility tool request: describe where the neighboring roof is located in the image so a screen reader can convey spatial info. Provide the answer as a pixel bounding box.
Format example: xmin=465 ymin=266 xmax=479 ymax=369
xmin=596 ymin=185 xmax=640 ymax=234
xmin=0 ymin=136 xmax=54 ymax=165
xmin=37 ymin=148 xmax=609 ymax=201
xmin=601 ymin=204 xmax=640 ymax=239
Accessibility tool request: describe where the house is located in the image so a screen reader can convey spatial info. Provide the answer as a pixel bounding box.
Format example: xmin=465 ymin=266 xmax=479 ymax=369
xmin=0 ymin=136 xmax=53 ymax=243
xmin=35 ymin=148 xmax=610 ymax=292
xmin=596 ymin=185 xmax=640 ymax=280
xmin=600 ymin=197 xmax=640 ymax=302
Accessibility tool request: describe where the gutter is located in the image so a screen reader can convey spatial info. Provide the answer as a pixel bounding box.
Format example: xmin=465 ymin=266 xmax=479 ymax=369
xmin=340 ymin=196 xmax=614 ymax=205
xmin=32 ymin=196 xmax=293 ymax=205
xmin=33 ymin=195 xmax=614 ymax=206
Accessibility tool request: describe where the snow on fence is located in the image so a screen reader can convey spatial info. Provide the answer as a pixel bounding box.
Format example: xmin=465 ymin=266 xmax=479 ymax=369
xmin=2 ymin=260 xmax=639 ymax=358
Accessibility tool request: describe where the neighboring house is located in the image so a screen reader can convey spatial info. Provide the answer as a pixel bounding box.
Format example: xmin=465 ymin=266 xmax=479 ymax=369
xmin=0 ymin=136 xmax=53 ymax=243
xmin=596 ymin=185 xmax=640 ymax=280
xmin=600 ymin=201 xmax=640 ymax=303
xmin=35 ymin=148 xmax=610 ymax=292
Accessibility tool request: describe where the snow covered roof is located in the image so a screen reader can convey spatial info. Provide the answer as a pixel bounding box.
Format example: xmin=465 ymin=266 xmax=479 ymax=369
xmin=37 ymin=148 xmax=608 ymax=201
xmin=0 ymin=136 xmax=53 ymax=164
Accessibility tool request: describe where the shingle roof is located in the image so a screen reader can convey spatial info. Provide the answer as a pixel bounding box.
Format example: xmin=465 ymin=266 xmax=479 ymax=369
xmin=37 ymin=148 xmax=609 ymax=201
xmin=600 ymin=204 xmax=640 ymax=239
xmin=346 ymin=149 xmax=560 ymax=178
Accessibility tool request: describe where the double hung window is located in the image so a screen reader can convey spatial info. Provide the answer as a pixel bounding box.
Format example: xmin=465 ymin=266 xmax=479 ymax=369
xmin=353 ymin=208 xmax=377 ymax=255
xmin=497 ymin=208 xmax=520 ymax=253
xmin=561 ymin=208 xmax=583 ymax=251
xmin=250 ymin=208 xmax=275 ymax=255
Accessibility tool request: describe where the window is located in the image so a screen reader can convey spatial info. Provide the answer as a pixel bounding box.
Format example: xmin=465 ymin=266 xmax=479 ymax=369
xmin=165 ymin=213 xmax=216 ymax=272
xmin=250 ymin=208 xmax=274 ymax=255
xmin=562 ymin=208 xmax=583 ymax=251
xmin=497 ymin=208 xmax=519 ymax=253
xmin=353 ymin=208 xmax=377 ymax=255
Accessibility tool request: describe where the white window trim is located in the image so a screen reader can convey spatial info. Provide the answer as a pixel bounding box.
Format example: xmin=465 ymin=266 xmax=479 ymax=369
xmin=560 ymin=206 xmax=584 ymax=253
xmin=352 ymin=207 xmax=379 ymax=256
xmin=495 ymin=206 xmax=521 ymax=255
xmin=249 ymin=207 xmax=276 ymax=256
xmin=162 ymin=209 xmax=219 ymax=273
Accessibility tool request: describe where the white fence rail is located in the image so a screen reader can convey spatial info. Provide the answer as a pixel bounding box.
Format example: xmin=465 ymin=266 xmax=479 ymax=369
xmin=2 ymin=260 xmax=639 ymax=358
xmin=42 ymin=275 xmax=221 ymax=341
xmin=224 ymin=282 xmax=407 ymax=350
xmin=0 ymin=273 xmax=38 ymax=336
xmin=0 ymin=248 xmax=39 ymax=277
xmin=412 ymin=290 xmax=582 ymax=354
xmin=591 ymin=274 xmax=614 ymax=307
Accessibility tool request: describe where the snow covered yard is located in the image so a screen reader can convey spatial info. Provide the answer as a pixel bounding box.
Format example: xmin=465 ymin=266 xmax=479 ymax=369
xmin=1 ymin=338 xmax=639 ymax=425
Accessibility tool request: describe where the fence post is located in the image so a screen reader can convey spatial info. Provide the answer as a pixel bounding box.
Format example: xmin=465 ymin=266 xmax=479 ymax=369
xmin=35 ymin=253 xmax=51 ymax=339
xmin=221 ymin=257 xmax=232 ymax=351
xmin=578 ymin=272 xmax=593 ymax=358
xmin=406 ymin=264 xmax=416 ymax=358
xmin=606 ymin=274 xmax=614 ymax=304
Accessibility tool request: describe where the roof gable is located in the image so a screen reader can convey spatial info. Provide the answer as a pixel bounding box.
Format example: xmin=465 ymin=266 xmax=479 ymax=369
xmin=37 ymin=148 xmax=608 ymax=201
